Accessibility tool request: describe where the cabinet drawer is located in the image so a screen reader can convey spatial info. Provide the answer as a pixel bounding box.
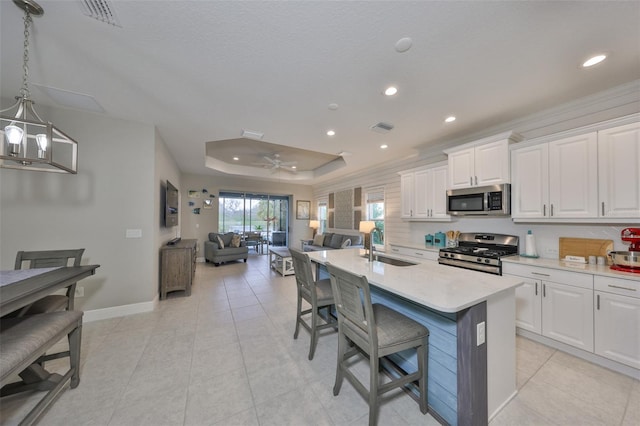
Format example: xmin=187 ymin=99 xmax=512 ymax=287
xmin=595 ymin=275 xmax=640 ymax=298
xmin=388 ymin=245 xmax=438 ymax=262
xmin=502 ymin=263 xmax=593 ymax=289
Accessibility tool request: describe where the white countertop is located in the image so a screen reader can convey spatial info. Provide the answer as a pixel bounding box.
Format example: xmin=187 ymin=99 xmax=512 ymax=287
xmin=306 ymin=248 xmax=522 ymax=313
xmin=502 ymin=256 xmax=640 ymax=281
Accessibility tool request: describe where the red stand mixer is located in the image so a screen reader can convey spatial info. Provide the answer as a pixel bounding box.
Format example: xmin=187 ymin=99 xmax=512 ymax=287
xmin=609 ymin=228 xmax=640 ymax=273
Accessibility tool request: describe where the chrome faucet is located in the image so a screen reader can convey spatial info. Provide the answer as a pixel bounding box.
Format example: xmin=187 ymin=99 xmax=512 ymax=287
xmin=368 ymin=227 xmax=382 ymax=262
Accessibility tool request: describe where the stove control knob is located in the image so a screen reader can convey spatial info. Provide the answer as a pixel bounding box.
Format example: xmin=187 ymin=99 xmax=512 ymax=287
xmin=477 ymin=257 xmax=483 ymax=263
xmin=485 ymin=259 xmax=491 ymax=264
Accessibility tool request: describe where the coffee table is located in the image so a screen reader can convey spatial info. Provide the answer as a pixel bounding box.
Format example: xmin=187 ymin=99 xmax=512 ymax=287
xmin=269 ymin=247 xmax=294 ymax=276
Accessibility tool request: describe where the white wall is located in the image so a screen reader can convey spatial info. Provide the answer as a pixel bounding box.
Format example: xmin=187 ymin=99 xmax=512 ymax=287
xmin=180 ymin=173 xmax=313 ymax=257
xmin=312 ymin=82 xmax=640 ymax=257
xmin=1 ymin=105 xmax=158 ymax=311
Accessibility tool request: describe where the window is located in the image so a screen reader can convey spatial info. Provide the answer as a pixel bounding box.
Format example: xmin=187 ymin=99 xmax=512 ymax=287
xmin=218 ymin=192 xmax=289 ymax=246
xmin=317 ymin=198 xmax=328 ymax=234
xmin=365 ymin=187 xmax=385 ymax=246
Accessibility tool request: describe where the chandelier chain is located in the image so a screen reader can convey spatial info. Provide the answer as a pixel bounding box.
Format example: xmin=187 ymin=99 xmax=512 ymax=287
xmin=20 ymin=10 xmax=33 ymax=99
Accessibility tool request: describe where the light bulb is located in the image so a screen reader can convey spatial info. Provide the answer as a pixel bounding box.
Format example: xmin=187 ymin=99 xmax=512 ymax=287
xmin=36 ymin=134 xmax=48 ymax=150
xmin=4 ymin=125 xmax=23 ymax=145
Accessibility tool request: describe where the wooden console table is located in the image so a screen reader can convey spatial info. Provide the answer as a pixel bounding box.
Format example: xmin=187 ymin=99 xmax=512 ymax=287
xmin=269 ymin=247 xmax=295 ymax=276
xmin=160 ymin=239 xmax=197 ymax=299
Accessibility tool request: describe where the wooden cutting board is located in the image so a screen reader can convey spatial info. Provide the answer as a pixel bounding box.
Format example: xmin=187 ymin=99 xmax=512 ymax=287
xmin=559 ymin=237 xmax=613 ymax=263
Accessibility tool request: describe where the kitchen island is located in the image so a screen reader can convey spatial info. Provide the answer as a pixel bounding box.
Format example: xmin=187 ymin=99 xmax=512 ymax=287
xmin=306 ymin=249 xmax=523 ymax=426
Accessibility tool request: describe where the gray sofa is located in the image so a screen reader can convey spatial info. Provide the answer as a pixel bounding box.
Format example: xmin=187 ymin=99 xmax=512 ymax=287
xmin=303 ymin=232 xmax=363 ymax=252
xmin=204 ymin=232 xmax=249 ymax=266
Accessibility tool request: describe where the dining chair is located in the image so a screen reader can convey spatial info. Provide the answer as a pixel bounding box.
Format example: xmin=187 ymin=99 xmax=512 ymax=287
xmin=290 ymin=248 xmax=337 ymax=360
xmin=12 ymin=249 xmax=85 ymax=316
xmin=325 ymin=262 xmax=429 ymax=426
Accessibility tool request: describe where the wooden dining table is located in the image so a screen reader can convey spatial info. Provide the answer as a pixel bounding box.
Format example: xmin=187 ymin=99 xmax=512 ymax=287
xmin=0 ymin=265 xmax=100 ymax=316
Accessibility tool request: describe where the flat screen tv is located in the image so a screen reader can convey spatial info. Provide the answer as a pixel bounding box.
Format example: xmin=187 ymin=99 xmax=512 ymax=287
xmin=165 ymin=180 xmax=179 ymax=227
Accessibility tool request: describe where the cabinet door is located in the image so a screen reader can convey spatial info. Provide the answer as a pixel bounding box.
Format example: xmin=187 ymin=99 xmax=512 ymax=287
xmin=430 ymin=166 xmax=450 ymax=219
xmin=475 ymin=139 xmax=510 ymax=186
xmin=598 ymin=122 xmax=640 ymax=218
xmin=548 ymin=133 xmax=598 ymax=218
xmin=400 ymin=173 xmax=414 ymax=218
xmin=448 ymin=148 xmax=474 ymax=189
xmin=595 ymin=291 xmax=640 ymax=369
xmin=542 ymin=281 xmax=594 ymax=351
xmin=511 ymin=144 xmax=549 ymax=218
xmin=511 ymin=276 xmax=542 ymax=333
xmin=413 ymin=169 xmax=429 ymax=218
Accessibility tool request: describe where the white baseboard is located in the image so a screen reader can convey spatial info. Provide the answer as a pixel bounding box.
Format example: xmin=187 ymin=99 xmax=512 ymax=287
xmin=83 ymin=294 xmax=159 ymax=322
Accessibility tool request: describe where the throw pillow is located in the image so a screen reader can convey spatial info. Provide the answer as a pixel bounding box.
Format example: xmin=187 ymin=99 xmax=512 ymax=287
xmin=330 ymin=234 xmax=343 ymax=249
xmin=216 ymin=235 xmax=225 ymax=249
xmin=341 ymin=238 xmax=352 ymax=248
xmin=230 ymin=234 xmax=241 ymax=248
xmin=313 ymin=234 xmax=324 ymax=246
xmin=323 ymin=233 xmax=334 ymax=247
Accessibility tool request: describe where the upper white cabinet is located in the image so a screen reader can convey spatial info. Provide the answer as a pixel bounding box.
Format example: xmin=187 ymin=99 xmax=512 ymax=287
xmin=512 ymin=118 xmax=640 ymax=221
xmin=445 ymin=132 xmax=522 ymax=189
xmin=399 ymin=163 xmax=450 ymax=221
xmin=598 ymin=122 xmax=640 ymax=217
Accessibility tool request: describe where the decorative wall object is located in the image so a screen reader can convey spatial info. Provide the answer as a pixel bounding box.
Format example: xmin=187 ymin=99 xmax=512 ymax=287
xmin=328 ymin=193 xmax=334 ymax=209
xmin=353 ymin=210 xmax=362 ymax=230
xmin=188 ymin=201 xmax=195 ymax=207
xmin=335 ymin=189 xmax=353 ymax=229
xmin=328 ymin=211 xmax=334 ymax=228
xmin=192 ymin=208 xmax=200 ymax=214
xmin=354 ymin=187 xmax=362 ymax=207
xmin=203 ymin=199 xmax=213 ymax=209
xmin=296 ymin=200 xmax=310 ymax=220
xmin=188 ymin=190 xmax=200 ymax=198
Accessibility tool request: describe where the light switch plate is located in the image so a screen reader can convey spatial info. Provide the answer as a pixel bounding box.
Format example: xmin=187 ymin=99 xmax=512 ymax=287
xmin=477 ymin=321 xmax=486 ymax=346
xmin=125 ymin=229 xmax=142 ymax=238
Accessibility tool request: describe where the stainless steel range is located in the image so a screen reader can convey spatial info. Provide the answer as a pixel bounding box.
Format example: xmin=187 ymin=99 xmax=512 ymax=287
xmin=438 ymin=233 xmax=519 ymax=275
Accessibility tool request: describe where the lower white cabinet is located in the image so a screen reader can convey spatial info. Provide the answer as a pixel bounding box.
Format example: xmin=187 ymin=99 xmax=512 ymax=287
xmin=514 ymin=277 xmax=542 ymax=333
xmin=594 ymin=276 xmax=640 ymax=369
xmin=542 ymin=281 xmax=594 ymax=352
xmin=504 ymin=263 xmax=594 ymax=352
xmin=387 ymin=245 xmax=438 ymax=262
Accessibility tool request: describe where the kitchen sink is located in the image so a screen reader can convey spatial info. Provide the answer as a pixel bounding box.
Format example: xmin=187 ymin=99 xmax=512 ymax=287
xmin=362 ymin=254 xmax=417 ymax=267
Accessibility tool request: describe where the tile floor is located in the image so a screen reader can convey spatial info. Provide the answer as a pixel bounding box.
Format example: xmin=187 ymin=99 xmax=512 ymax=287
xmin=1 ymin=253 xmax=638 ymax=425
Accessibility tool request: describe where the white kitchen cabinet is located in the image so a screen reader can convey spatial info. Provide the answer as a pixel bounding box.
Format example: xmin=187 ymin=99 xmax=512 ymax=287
xmin=400 ymin=172 xmax=414 ymax=218
xmin=548 ymin=133 xmax=599 ymax=218
xmin=511 ymin=144 xmax=549 ymax=219
xmin=594 ymin=276 xmax=640 ymax=369
xmin=510 ymin=276 xmax=542 ymax=333
xmin=399 ymin=163 xmax=450 ymax=221
xmin=447 ymin=139 xmax=511 ymax=189
xmin=503 ymin=263 xmax=594 ymax=351
xmin=511 ymin=132 xmax=598 ymax=219
xmin=598 ymin=122 xmax=640 ymax=218
xmin=542 ymin=280 xmax=594 ymax=352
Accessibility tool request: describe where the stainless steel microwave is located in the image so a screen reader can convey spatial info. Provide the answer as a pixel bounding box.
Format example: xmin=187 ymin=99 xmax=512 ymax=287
xmin=446 ymin=184 xmax=511 ymax=216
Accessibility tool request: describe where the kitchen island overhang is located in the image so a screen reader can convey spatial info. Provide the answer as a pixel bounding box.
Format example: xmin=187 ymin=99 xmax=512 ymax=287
xmin=306 ymin=248 xmax=523 ymax=426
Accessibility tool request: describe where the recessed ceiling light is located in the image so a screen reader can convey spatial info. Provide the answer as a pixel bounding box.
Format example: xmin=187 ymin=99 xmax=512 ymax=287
xmin=384 ymin=86 xmax=398 ymax=96
xmin=233 ymin=156 xmax=239 ymax=161
xmin=582 ymin=54 xmax=607 ymax=67
xmin=327 ymin=130 xmax=336 ymax=136
xmin=445 ymin=116 xmax=456 ymax=123
xmin=328 ymin=103 xmax=339 ymax=110
xmin=291 ymin=166 xmax=297 ymax=169
xmin=380 ymin=144 xmax=388 ymax=149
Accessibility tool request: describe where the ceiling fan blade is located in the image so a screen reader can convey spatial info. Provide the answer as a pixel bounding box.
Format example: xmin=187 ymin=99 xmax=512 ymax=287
xmin=263 ymin=156 xmax=277 ymax=164
xmin=279 ymin=160 xmax=297 ymax=166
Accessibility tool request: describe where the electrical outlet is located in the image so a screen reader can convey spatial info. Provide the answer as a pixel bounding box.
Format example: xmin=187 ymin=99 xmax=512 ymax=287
xmin=74 ymin=286 xmax=84 ymax=298
xmin=545 ymin=247 xmax=559 ymax=257
xmin=476 ymin=321 xmax=486 ymax=346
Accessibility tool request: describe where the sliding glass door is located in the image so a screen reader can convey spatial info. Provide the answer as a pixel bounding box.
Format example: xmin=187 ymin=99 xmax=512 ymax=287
xmin=218 ymin=192 xmax=289 ymax=247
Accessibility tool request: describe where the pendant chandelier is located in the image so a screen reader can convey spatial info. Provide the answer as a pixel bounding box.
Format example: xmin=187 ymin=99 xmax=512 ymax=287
xmin=0 ymin=0 xmax=78 ymax=174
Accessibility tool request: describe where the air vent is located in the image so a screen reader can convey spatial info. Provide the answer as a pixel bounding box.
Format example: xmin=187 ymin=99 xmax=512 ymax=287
xmin=370 ymin=122 xmax=394 ymax=134
xmin=79 ymin=0 xmax=122 ymax=27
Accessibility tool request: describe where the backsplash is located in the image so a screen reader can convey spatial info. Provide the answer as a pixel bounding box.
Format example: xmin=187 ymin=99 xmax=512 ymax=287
xmin=402 ymin=219 xmax=631 ymax=258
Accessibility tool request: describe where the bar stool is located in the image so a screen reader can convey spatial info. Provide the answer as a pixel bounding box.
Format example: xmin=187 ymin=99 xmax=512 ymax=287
xmin=290 ymin=248 xmax=337 ymax=360
xmin=326 ymin=262 xmax=429 ymax=426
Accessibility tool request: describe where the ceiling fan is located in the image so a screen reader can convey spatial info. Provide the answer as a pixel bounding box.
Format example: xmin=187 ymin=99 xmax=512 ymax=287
xmin=252 ymin=154 xmax=297 ymax=173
